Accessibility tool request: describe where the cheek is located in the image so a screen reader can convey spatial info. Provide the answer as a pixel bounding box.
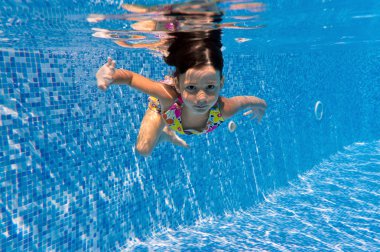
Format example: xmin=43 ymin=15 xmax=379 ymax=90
xmin=181 ymin=92 xmax=195 ymax=104
xmin=181 ymin=92 xmax=191 ymax=99
xmin=208 ymin=92 xmax=219 ymax=100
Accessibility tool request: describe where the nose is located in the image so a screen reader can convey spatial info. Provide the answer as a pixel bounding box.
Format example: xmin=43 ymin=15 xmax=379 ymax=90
xmin=196 ymin=90 xmax=207 ymax=105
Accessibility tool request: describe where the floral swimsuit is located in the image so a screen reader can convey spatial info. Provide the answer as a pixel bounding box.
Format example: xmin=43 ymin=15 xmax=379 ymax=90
xmin=148 ymin=95 xmax=225 ymax=135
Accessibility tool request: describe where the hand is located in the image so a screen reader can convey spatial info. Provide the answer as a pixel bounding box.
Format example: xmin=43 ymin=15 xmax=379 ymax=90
xmin=96 ymin=57 xmax=116 ymax=91
xmin=243 ymin=105 xmax=266 ymax=124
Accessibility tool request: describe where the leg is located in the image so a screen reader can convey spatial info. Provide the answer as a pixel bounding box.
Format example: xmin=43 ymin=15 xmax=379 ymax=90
xmin=136 ymin=109 xmax=189 ymax=156
xmin=136 ymin=109 xmax=166 ymax=157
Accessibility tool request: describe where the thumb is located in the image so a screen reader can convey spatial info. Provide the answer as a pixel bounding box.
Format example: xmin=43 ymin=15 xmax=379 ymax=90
xmin=97 ymin=80 xmax=108 ymax=90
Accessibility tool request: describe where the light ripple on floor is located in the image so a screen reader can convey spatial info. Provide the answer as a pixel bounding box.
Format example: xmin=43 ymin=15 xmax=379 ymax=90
xmin=124 ymin=140 xmax=380 ymax=251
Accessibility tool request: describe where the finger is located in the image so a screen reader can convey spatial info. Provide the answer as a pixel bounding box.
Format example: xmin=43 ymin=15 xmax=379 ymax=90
xmin=97 ymin=76 xmax=110 ymax=88
xmin=107 ymin=57 xmax=112 ymax=66
xmin=97 ymin=78 xmax=105 ymax=86
xmin=97 ymin=82 xmax=107 ymax=91
xmin=257 ymin=113 xmax=264 ymax=124
xmin=258 ymin=115 xmax=263 ymax=124
xmin=250 ymin=114 xmax=258 ymax=120
xmin=110 ymin=60 xmax=116 ymax=69
xmin=243 ymin=110 xmax=253 ymax=116
xmin=257 ymin=115 xmax=262 ymax=123
xmin=258 ymin=113 xmax=264 ymax=120
xmin=103 ymin=74 xmax=113 ymax=80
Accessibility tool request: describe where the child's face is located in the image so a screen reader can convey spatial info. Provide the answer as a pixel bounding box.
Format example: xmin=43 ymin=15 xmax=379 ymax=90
xmin=177 ymin=65 xmax=224 ymax=115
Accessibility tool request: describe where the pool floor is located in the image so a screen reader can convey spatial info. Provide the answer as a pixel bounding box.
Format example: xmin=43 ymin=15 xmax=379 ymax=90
xmin=124 ymin=140 xmax=380 ymax=251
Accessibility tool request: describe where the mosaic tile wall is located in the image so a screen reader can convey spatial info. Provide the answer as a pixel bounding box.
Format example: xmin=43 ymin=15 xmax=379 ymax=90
xmin=1 ymin=46 xmax=379 ymax=251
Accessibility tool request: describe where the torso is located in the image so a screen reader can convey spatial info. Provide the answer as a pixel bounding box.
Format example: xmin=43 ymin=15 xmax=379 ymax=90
xmin=160 ymin=95 xmax=225 ymax=135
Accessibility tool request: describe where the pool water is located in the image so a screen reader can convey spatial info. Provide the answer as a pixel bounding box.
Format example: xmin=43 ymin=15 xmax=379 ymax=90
xmin=126 ymin=141 xmax=380 ymax=251
xmin=1 ymin=0 xmax=380 ymax=251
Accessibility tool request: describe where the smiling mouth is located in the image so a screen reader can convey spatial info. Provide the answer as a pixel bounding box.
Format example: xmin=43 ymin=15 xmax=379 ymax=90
xmin=194 ymin=105 xmax=208 ymax=109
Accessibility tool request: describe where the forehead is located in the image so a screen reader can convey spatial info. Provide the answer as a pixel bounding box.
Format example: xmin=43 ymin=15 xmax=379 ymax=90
xmin=180 ymin=66 xmax=220 ymax=82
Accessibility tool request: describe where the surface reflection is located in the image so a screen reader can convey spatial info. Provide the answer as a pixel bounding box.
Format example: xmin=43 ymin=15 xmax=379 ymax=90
xmin=88 ymin=0 xmax=265 ymax=51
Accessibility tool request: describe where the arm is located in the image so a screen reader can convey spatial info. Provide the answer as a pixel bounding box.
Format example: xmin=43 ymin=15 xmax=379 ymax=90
xmin=219 ymin=96 xmax=267 ymax=122
xmin=112 ymin=68 xmax=177 ymax=100
xmin=114 ymin=39 xmax=167 ymax=49
xmin=96 ymin=57 xmax=177 ymax=101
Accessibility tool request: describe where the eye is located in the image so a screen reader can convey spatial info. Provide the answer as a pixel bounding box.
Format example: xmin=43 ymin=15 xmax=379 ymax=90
xmin=207 ymin=85 xmax=216 ymax=90
xmin=185 ymin=85 xmax=197 ymax=91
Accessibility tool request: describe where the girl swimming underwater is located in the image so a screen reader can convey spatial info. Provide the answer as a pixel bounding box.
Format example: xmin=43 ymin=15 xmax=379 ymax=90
xmin=96 ymin=30 xmax=266 ymax=156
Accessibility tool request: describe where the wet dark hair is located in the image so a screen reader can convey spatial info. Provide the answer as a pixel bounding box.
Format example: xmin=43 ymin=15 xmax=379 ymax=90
xmin=163 ymin=29 xmax=224 ymax=79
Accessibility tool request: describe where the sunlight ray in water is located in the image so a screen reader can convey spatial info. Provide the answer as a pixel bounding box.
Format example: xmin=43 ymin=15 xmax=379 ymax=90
xmin=123 ymin=140 xmax=380 ymax=251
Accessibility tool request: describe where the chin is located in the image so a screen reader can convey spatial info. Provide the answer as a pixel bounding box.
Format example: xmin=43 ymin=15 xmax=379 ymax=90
xmin=192 ymin=107 xmax=210 ymax=114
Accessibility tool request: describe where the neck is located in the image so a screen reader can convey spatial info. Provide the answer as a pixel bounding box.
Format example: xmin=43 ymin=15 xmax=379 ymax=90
xmin=182 ymin=105 xmax=209 ymax=120
xmin=181 ymin=105 xmax=210 ymax=131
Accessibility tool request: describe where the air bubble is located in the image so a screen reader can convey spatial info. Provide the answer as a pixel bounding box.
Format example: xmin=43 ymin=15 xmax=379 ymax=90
xmin=228 ymin=121 xmax=237 ymax=132
xmin=314 ymin=101 xmax=324 ymax=121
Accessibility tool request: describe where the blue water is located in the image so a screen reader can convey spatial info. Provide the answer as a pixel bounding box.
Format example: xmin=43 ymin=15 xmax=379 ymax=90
xmin=1 ymin=0 xmax=380 ymax=251
xmin=126 ymin=141 xmax=380 ymax=251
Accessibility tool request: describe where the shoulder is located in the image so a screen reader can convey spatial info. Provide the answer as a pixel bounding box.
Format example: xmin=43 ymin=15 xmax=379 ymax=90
xmin=158 ymin=87 xmax=179 ymax=111
xmin=154 ymin=81 xmax=177 ymax=99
